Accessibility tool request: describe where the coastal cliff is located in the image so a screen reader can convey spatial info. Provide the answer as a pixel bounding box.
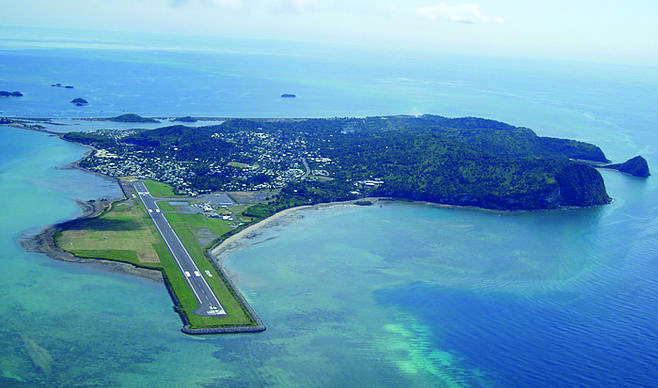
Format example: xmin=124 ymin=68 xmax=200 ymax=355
xmin=369 ymin=161 xmax=610 ymax=211
xmin=556 ymin=163 xmax=611 ymax=206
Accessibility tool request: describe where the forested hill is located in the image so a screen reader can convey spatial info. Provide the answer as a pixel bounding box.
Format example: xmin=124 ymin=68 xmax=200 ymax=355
xmin=219 ymin=115 xmax=608 ymax=162
xmin=64 ymin=114 xmax=612 ymax=211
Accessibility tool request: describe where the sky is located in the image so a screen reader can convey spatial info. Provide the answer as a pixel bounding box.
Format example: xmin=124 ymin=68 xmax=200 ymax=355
xmin=2 ymin=0 xmax=657 ymax=65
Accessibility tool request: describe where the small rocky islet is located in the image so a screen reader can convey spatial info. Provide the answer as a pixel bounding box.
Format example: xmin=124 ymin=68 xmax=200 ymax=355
xmin=604 ymin=155 xmax=650 ymax=177
xmin=172 ymin=116 xmax=197 ymax=123
xmin=0 ymin=91 xmax=23 ymax=97
xmin=107 ymin=114 xmax=159 ymax=123
xmin=70 ymin=98 xmax=89 ymax=106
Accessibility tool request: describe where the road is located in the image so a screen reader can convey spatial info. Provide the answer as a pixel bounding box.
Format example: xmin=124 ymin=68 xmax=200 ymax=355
xmin=133 ymin=181 xmax=226 ymax=316
xmin=301 ymin=157 xmax=310 ymax=179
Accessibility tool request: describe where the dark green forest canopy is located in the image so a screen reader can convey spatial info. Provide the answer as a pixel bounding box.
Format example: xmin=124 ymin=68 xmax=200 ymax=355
xmin=64 ymin=114 xmax=612 ymax=211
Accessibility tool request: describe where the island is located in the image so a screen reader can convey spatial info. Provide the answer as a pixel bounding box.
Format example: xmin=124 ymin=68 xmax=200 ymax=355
xmin=52 ymin=83 xmax=74 ymax=88
xmin=65 ymin=115 xmax=613 ymax=210
xmin=280 ymin=93 xmax=296 ymax=98
xmin=1 ymin=91 xmax=23 ymax=97
xmin=23 ymin=114 xmax=643 ymax=334
xmin=173 ymin=116 xmax=197 ymax=123
xmin=70 ymin=98 xmax=88 ymax=106
xmin=107 ymin=113 xmax=159 ymax=123
xmin=604 ymin=155 xmax=650 ymax=177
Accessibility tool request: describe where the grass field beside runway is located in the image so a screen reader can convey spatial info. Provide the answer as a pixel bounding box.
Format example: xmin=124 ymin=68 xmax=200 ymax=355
xmin=162 ymin=211 xmax=254 ymax=327
xmin=57 ymin=199 xmax=163 ymax=265
xmin=143 ymin=179 xmax=186 ymax=198
xmin=56 ymin=194 xmax=257 ymax=329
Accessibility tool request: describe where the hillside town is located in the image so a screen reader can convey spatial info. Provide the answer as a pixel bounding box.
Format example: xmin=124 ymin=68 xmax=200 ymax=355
xmin=75 ymin=126 xmax=339 ymax=196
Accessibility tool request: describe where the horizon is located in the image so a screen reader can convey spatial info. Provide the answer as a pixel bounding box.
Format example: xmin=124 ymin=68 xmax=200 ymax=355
xmin=2 ymin=25 xmax=657 ymax=72
xmin=2 ymin=1 xmax=657 ymax=66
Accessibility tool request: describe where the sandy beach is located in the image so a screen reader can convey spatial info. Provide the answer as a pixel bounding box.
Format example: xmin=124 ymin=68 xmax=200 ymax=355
xmin=208 ymin=195 xmax=553 ymax=266
xmin=210 ymin=198 xmax=389 ymax=261
xmin=210 ymin=205 xmax=313 ymax=260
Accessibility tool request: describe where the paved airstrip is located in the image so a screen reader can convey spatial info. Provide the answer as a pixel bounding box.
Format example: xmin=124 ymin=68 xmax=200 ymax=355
xmin=133 ymin=181 xmax=226 ymax=316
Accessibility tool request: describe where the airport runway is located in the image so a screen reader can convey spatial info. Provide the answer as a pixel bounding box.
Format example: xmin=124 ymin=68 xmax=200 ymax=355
xmin=133 ymin=181 xmax=226 ymax=316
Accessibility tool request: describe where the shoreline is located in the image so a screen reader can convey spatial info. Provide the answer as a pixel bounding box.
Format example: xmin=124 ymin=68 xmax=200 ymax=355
xmin=20 ymin=197 xmax=164 ymax=283
xmin=208 ymin=195 xmax=607 ymax=264
xmin=210 ymin=198 xmax=391 ymax=262
xmin=5 ymin=123 xmax=266 ymax=334
xmin=211 ymin=205 xmax=312 ymax=259
xmin=17 ymin=175 xmax=265 ymax=334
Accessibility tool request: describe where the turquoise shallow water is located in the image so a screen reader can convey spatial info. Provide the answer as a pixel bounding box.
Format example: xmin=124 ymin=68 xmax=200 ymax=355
xmin=224 ymin=168 xmax=658 ymax=386
xmin=1 ymin=39 xmax=657 ymax=386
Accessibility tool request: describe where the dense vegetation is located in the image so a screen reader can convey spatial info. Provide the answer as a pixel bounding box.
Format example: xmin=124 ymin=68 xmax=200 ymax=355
xmin=67 ymin=114 xmax=612 ymax=210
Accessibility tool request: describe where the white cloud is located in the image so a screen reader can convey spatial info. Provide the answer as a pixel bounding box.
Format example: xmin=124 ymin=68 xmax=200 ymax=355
xmin=210 ymin=0 xmax=245 ymax=7
xmin=265 ymin=0 xmax=318 ymax=13
xmin=169 ymin=0 xmax=244 ymax=9
xmin=168 ymin=0 xmax=318 ymax=12
xmin=416 ymin=3 xmax=504 ymax=24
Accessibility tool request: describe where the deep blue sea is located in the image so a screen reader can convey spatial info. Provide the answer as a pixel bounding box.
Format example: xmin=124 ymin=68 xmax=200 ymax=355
xmin=1 ymin=33 xmax=657 ymax=387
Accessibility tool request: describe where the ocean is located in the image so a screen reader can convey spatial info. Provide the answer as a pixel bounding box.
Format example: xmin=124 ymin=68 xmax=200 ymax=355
xmin=0 ymin=33 xmax=657 ymax=387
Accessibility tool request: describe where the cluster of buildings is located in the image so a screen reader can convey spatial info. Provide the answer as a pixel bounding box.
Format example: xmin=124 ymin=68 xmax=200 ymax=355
xmin=190 ymin=202 xmax=235 ymax=221
xmin=79 ymin=127 xmax=338 ymax=195
xmin=81 ymin=148 xmax=194 ymax=193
